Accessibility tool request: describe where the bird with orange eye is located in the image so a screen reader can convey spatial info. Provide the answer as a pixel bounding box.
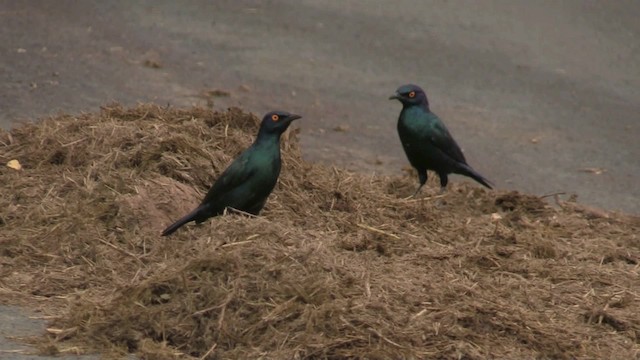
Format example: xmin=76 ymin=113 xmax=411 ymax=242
xmin=259 ymin=110 xmax=300 ymax=134
xmin=389 ymin=85 xmax=426 ymax=107
xmin=162 ymin=110 xmax=302 ymax=236
xmin=389 ymin=84 xmax=493 ymax=195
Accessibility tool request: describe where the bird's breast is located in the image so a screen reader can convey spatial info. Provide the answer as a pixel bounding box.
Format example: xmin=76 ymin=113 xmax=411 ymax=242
xmin=251 ymin=151 xmax=281 ymax=183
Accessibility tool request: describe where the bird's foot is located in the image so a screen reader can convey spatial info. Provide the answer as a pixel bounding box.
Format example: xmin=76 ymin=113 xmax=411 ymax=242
xmin=409 ymin=186 xmax=424 ymax=199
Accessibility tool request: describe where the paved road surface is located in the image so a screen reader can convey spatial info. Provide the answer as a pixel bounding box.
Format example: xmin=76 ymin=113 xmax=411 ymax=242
xmin=1 ymin=0 xmax=639 ymax=213
xmin=0 ymin=1 xmax=639 ymax=355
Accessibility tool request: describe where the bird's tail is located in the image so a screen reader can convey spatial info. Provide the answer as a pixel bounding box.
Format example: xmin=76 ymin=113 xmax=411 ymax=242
xmin=161 ymin=206 xmax=203 ymax=236
xmin=457 ymin=163 xmax=493 ymax=190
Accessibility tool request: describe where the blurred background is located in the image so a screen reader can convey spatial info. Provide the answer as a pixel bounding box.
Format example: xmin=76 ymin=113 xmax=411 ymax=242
xmin=1 ymin=0 xmax=639 ymax=213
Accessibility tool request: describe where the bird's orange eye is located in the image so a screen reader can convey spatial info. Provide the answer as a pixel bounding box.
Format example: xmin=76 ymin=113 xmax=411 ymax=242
xmin=271 ymin=114 xmax=279 ymax=121
xmin=408 ymin=91 xmax=416 ymax=98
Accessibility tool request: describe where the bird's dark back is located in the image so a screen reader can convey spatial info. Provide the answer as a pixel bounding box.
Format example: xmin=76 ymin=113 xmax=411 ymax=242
xmin=198 ymin=138 xmax=282 ymax=218
xmin=398 ymin=105 xmax=468 ymax=166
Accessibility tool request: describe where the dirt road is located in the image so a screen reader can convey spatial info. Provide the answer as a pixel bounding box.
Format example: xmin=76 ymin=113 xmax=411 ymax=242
xmin=2 ymin=0 xmax=639 ymax=213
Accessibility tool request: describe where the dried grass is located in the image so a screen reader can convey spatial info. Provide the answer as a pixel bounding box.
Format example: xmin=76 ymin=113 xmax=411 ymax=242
xmin=1 ymin=104 xmax=639 ymax=359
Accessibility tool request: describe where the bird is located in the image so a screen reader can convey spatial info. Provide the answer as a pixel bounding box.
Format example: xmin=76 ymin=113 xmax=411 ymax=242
xmin=389 ymin=84 xmax=492 ymax=196
xmin=161 ymin=111 xmax=302 ymax=236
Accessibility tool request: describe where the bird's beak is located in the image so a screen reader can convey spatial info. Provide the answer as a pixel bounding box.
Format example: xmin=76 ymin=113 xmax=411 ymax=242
xmin=389 ymin=94 xmax=400 ymax=100
xmin=286 ymin=114 xmax=302 ymax=122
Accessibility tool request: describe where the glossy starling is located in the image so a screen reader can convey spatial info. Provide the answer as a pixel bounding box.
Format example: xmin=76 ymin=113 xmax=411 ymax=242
xmin=161 ymin=111 xmax=302 ymax=236
xmin=389 ymin=84 xmax=492 ymax=196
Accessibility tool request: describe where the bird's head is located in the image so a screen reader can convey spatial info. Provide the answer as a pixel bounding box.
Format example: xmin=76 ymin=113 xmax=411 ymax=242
xmin=389 ymin=84 xmax=429 ymax=107
xmin=259 ymin=111 xmax=302 ymax=135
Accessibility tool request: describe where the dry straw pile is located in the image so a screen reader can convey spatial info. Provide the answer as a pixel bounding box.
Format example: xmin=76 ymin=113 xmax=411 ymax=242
xmin=1 ymin=105 xmax=639 ymax=359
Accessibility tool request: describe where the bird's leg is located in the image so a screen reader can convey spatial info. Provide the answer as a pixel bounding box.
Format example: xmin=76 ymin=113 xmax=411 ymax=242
xmin=411 ymin=171 xmax=428 ymax=198
xmin=226 ymin=207 xmax=259 ymax=218
xmin=438 ymin=173 xmax=448 ymax=194
xmin=411 ymin=184 xmax=424 ymax=198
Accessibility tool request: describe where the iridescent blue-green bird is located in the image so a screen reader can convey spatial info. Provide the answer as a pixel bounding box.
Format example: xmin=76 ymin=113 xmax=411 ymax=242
xmin=161 ymin=111 xmax=302 ymax=236
xmin=389 ymin=84 xmax=492 ymax=196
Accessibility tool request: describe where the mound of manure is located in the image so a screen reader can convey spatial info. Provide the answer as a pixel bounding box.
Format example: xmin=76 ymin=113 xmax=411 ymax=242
xmin=1 ymin=104 xmax=639 ymax=359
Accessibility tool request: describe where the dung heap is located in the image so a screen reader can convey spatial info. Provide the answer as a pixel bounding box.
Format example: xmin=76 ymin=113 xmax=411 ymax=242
xmin=0 ymin=105 xmax=639 ymax=359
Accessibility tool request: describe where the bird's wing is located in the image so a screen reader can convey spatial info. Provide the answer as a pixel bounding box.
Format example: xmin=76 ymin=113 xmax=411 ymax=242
xmin=200 ymin=150 xmax=255 ymax=205
xmin=426 ymin=114 xmax=467 ymax=164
